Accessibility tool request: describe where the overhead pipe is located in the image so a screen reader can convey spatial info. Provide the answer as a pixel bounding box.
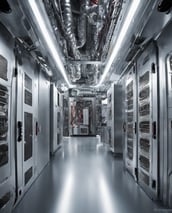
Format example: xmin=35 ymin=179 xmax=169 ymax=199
xmin=63 ymin=0 xmax=80 ymax=59
xmin=77 ymin=0 xmax=90 ymax=48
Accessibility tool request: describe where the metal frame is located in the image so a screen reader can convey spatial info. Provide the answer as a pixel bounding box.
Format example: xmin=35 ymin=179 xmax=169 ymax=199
xmin=124 ymin=66 xmax=138 ymax=180
xmin=0 ymin=23 xmax=15 ymax=213
xmin=15 ymin=55 xmax=37 ymax=202
xmin=137 ymin=42 xmax=158 ymax=199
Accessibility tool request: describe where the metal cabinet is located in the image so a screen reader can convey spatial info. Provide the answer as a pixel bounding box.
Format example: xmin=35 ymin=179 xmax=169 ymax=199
xmin=107 ymin=88 xmax=112 ymax=147
xmin=107 ymin=84 xmax=123 ymax=153
xmin=124 ymin=66 xmax=137 ymax=179
xmin=166 ymin=54 xmax=172 ymax=207
xmin=0 ymin=23 xmax=15 ymax=213
xmin=50 ymin=84 xmax=63 ymax=155
xmin=15 ymin=56 xmax=38 ymax=202
xmin=137 ymin=42 xmax=158 ymax=199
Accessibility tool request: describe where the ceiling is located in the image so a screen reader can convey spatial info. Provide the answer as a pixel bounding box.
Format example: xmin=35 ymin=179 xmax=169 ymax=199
xmin=0 ymin=0 xmax=171 ymax=91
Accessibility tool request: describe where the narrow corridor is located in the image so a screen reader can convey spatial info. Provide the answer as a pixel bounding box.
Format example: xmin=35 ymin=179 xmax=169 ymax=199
xmin=13 ymin=137 xmax=165 ymax=213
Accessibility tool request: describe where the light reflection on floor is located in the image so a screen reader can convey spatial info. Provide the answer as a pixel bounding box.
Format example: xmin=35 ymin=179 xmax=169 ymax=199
xmin=13 ymin=137 xmax=168 ymax=213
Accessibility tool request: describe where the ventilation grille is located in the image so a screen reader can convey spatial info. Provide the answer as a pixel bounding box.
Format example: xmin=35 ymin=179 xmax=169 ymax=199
xmin=139 ymin=71 xmax=149 ymax=88
xmin=140 ymin=171 xmax=149 ymax=186
xmin=139 ymin=103 xmax=150 ymax=116
xmin=140 ymin=138 xmax=150 ymax=153
xmin=24 ymin=112 xmax=33 ymax=161
xmin=127 ymin=147 xmax=133 ymax=160
xmin=0 ymin=55 xmax=8 ymax=81
xmin=0 ymin=192 xmax=11 ymax=209
xmin=140 ymin=155 xmax=150 ymax=172
xmin=0 ymin=144 xmax=8 ymax=167
xmin=25 ymin=90 xmax=32 ymax=106
xmin=24 ymin=74 xmax=32 ymax=106
xmin=139 ymin=121 xmax=150 ymax=133
xmin=25 ymin=74 xmax=32 ymax=91
xmin=25 ymin=167 xmax=33 ymax=185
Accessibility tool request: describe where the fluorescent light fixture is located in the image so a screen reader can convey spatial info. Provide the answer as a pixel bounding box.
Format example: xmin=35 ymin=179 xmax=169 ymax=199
xmin=96 ymin=0 xmax=141 ymax=87
xmin=28 ymin=0 xmax=73 ymax=87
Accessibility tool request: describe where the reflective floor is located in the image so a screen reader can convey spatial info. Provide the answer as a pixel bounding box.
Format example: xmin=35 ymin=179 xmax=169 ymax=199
xmin=13 ymin=137 xmax=168 ymax=213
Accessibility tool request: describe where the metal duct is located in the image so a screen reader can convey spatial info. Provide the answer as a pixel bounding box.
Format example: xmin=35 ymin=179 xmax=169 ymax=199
xmin=63 ymin=0 xmax=80 ymax=59
xmin=77 ymin=0 xmax=89 ymax=48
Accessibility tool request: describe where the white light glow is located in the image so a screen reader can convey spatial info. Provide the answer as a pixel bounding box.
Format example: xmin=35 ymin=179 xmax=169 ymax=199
xmin=56 ymin=172 xmax=74 ymax=213
xmin=99 ymin=175 xmax=116 ymax=213
xmin=96 ymin=0 xmax=140 ymax=87
xmin=28 ymin=0 xmax=73 ymax=87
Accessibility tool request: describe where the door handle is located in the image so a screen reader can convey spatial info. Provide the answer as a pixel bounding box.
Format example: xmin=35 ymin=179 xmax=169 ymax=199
xmin=152 ymin=121 xmax=157 ymax=139
xmin=17 ymin=121 xmax=22 ymax=142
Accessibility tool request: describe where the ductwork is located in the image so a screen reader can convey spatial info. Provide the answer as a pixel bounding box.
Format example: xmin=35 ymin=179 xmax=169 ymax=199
xmin=42 ymin=0 xmax=123 ymax=84
xmin=77 ymin=0 xmax=89 ymax=49
xmin=63 ymin=0 xmax=80 ymax=59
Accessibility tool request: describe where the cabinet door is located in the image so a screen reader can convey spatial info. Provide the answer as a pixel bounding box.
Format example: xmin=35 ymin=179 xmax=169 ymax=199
xmin=137 ymin=42 xmax=158 ymax=199
xmin=16 ymin=63 xmax=36 ymax=200
xmin=124 ymin=66 xmax=137 ymax=180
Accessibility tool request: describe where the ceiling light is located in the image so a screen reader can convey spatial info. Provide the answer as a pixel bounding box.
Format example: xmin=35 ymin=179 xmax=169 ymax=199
xmin=28 ymin=0 xmax=73 ymax=87
xmin=95 ymin=0 xmax=141 ymax=87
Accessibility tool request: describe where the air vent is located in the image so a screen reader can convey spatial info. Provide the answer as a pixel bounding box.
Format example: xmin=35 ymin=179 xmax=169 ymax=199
xmin=0 ymin=55 xmax=8 ymax=81
xmin=25 ymin=167 xmax=33 ymax=185
xmin=0 ymin=0 xmax=11 ymax=13
xmin=0 ymin=192 xmax=11 ymax=209
xmin=0 ymin=144 xmax=8 ymax=167
xmin=24 ymin=112 xmax=33 ymax=161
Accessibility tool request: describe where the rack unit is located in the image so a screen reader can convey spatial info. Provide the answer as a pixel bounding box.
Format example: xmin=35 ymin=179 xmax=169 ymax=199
xmin=107 ymin=88 xmax=112 ymax=147
xmin=69 ymin=97 xmax=96 ymax=136
xmin=107 ymin=84 xmax=123 ymax=153
xmin=124 ymin=67 xmax=137 ymax=179
xmin=50 ymin=84 xmax=63 ymax=154
xmin=166 ymin=54 xmax=172 ymax=207
xmin=63 ymin=93 xmax=69 ymax=137
xmin=137 ymin=42 xmax=158 ymax=199
xmin=0 ymin=24 xmax=15 ymax=213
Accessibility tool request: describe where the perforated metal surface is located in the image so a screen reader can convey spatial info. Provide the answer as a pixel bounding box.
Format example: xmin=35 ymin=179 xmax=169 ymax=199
xmin=0 ymin=192 xmax=10 ymax=209
xmin=24 ymin=112 xmax=33 ymax=161
xmin=24 ymin=90 xmax=32 ymax=106
xmin=24 ymin=167 xmax=33 ymax=185
xmin=0 ymin=55 xmax=8 ymax=81
xmin=0 ymin=144 xmax=8 ymax=167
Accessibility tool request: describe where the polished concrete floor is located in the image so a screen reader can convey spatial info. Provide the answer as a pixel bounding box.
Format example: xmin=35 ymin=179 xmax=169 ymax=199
xmin=12 ymin=137 xmax=169 ymax=213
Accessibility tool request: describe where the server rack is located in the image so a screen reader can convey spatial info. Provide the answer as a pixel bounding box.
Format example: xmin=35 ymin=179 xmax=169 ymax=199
xmin=69 ymin=97 xmax=96 ymax=136
xmin=0 ymin=24 xmax=15 ymax=213
xmin=166 ymin=54 xmax=172 ymax=207
xmin=124 ymin=67 xmax=137 ymax=179
xmin=63 ymin=93 xmax=69 ymax=137
xmin=107 ymin=88 xmax=112 ymax=147
xmin=112 ymin=84 xmax=123 ymax=154
xmin=137 ymin=42 xmax=158 ymax=199
xmin=107 ymin=84 xmax=123 ymax=153
xmin=15 ymin=55 xmax=38 ymax=202
xmin=50 ymin=84 xmax=63 ymax=155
